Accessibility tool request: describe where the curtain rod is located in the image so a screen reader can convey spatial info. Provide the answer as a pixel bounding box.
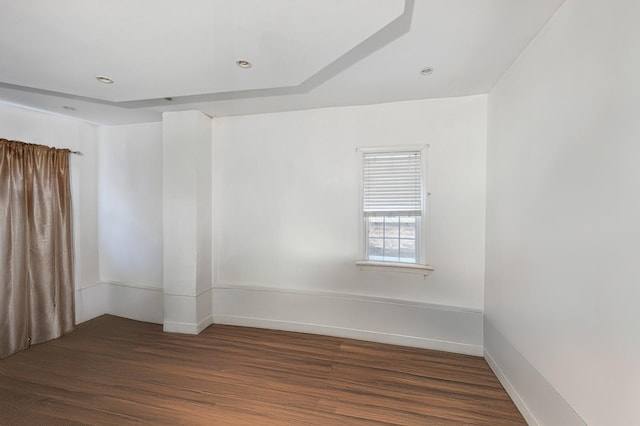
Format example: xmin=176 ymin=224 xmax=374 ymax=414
xmin=1 ymin=139 xmax=84 ymax=155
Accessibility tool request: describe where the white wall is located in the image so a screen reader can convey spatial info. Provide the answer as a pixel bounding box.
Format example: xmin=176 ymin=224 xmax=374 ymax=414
xmin=97 ymin=123 xmax=164 ymax=323
xmin=213 ymin=96 xmax=487 ymax=353
xmin=98 ymin=123 xmax=163 ymax=287
xmin=162 ymin=111 xmax=213 ymax=333
xmin=485 ymin=0 xmax=640 ymax=424
xmin=0 ymin=105 xmax=101 ymax=323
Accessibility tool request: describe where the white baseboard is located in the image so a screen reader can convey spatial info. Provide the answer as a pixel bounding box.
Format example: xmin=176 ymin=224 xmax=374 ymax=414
xmin=484 ymin=344 xmax=537 ymax=425
xmin=198 ymin=315 xmax=214 ymax=333
xmin=164 ymin=315 xmax=213 ymax=335
xmin=75 ymin=282 xmax=109 ymax=323
xmin=211 ymin=286 xmax=483 ymax=356
xmin=483 ymin=318 xmax=585 ymax=425
xmin=106 ymin=281 xmax=164 ymax=324
xmin=163 ymin=289 xmax=214 ymax=334
xmin=163 ymin=320 xmax=198 ymax=334
xmin=77 ymin=282 xmax=481 ymax=357
xmin=76 ymin=281 xmax=213 ymax=334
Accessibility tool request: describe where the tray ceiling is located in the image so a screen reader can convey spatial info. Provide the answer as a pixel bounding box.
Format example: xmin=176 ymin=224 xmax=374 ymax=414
xmin=0 ymin=0 xmax=566 ymax=124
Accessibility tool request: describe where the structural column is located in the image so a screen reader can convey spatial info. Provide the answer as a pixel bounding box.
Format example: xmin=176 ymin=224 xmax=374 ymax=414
xmin=162 ymin=110 xmax=213 ymax=333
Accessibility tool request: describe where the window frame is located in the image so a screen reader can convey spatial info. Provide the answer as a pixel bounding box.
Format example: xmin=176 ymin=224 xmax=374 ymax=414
xmin=356 ymin=145 xmax=433 ymax=273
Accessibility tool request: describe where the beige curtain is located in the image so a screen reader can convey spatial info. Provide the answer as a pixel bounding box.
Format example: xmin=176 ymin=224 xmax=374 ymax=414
xmin=0 ymin=139 xmax=74 ymax=359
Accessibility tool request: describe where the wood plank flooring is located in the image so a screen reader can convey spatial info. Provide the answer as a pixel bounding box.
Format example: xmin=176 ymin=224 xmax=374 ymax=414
xmin=0 ymin=315 xmax=525 ymax=425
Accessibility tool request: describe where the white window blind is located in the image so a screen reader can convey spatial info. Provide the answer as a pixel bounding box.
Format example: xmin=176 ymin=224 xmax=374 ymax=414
xmin=363 ymin=151 xmax=422 ymax=217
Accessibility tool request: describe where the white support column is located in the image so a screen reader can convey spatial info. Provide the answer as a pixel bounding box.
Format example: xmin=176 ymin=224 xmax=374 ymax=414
xmin=162 ymin=111 xmax=213 ymax=334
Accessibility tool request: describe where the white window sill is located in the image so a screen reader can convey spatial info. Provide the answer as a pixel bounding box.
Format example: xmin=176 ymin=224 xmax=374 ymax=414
xmin=356 ymin=260 xmax=434 ymax=275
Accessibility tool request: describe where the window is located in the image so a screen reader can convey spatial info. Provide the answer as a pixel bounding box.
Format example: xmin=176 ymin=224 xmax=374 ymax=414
xmin=360 ymin=147 xmax=430 ymax=269
xmin=366 ymin=215 xmax=419 ymax=262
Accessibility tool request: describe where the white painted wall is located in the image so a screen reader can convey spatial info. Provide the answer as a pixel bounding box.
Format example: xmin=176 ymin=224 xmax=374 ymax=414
xmin=97 ymin=122 xmax=164 ymax=323
xmin=485 ymin=0 xmax=640 ymax=424
xmin=97 ymin=123 xmax=163 ymax=288
xmin=0 ymin=105 xmax=101 ymax=323
xmin=162 ymin=111 xmax=213 ymax=333
xmin=213 ymin=96 xmax=487 ymax=350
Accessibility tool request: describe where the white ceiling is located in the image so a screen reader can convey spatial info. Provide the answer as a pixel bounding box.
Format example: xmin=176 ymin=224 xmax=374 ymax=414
xmin=0 ymin=0 xmax=565 ymax=125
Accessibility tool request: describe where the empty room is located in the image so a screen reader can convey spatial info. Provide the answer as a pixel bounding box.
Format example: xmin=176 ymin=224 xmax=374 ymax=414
xmin=0 ymin=0 xmax=637 ymax=424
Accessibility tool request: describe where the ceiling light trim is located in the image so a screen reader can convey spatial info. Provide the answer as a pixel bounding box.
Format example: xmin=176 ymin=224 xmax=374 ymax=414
xmin=420 ymin=67 xmax=434 ymax=76
xmin=236 ymin=60 xmax=252 ymax=69
xmin=96 ymin=76 xmax=114 ymax=84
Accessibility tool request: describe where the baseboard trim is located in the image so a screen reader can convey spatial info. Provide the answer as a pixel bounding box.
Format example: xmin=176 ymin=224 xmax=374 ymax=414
xmin=76 ymin=282 xmax=212 ymax=333
xmin=163 ymin=320 xmax=198 ymax=334
xmin=74 ymin=281 xmax=104 ymax=291
xmin=211 ymin=286 xmax=483 ymax=356
xmin=103 ymin=280 xmax=163 ymax=292
xmin=75 ymin=282 xmax=109 ymax=324
xmin=484 ymin=347 xmax=537 ymax=425
xmin=163 ymin=316 xmax=213 ymax=334
xmin=197 ymin=315 xmax=214 ymax=333
xmin=214 ymin=314 xmax=482 ymax=355
xmin=105 ymin=281 xmax=164 ymax=324
xmin=483 ymin=317 xmax=585 ymax=425
xmin=212 ymin=284 xmax=480 ymax=313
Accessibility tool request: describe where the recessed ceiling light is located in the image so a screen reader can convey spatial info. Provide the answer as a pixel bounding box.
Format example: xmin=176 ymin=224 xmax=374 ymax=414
xmin=62 ymin=105 xmax=76 ymax=111
xmin=96 ymin=75 xmax=114 ymax=84
xmin=420 ymin=67 xmax=434 ymax=76
xmin=236 ymin=60 xmax=252 ymax=69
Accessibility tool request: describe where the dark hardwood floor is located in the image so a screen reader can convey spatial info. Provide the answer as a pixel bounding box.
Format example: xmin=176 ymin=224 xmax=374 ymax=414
xmin=0 ymin=315 xmax=525 ymax=425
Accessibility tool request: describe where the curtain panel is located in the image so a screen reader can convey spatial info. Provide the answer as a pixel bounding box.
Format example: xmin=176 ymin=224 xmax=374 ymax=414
xmin=0 ymin=139 xmax=74 ymax=359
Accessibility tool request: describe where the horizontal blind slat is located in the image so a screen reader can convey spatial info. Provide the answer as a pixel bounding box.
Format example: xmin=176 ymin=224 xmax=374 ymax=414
xmin=363 ymin=150 xmax=422 ymax=214
xmin=364 ymin=210 xmax=421 ymax=217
